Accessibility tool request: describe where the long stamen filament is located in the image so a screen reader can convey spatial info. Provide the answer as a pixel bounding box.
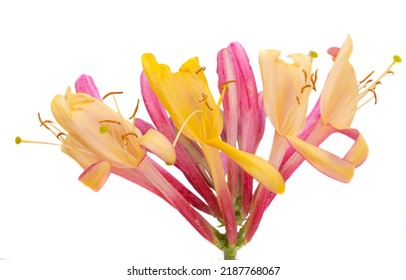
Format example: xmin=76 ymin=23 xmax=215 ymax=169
xmin=15 ymin=136 xmax=60 ymax=146
xmin=172 ymin=109 xmax=202 ymax=148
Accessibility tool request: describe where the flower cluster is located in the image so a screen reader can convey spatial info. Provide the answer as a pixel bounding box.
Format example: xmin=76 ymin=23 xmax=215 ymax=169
xmin=16 ymin=35 xmax=400 ymax=259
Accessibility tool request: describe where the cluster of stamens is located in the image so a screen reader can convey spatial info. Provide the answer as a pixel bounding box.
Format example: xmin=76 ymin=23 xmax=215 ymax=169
xmin=15 ymin=91 xmax=143 ymax=149
xmin=295 ymin=51 xmax=319 ymax=105
xmin=356 ymin=55 xmax=401 ymax=110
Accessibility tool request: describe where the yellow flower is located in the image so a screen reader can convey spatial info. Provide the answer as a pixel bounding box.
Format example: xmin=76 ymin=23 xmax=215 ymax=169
xmin=142 ymin=54 xmax=285 ymax=195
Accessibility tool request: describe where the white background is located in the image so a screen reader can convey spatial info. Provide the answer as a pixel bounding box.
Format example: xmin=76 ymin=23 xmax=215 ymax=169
xmin=1 ymin=0 xmax=405 ymax=279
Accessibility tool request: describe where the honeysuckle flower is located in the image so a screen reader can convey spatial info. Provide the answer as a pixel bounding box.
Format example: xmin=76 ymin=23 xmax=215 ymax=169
xmin=243 ymin=35 xmax=400 ymax=245
xmin=50 ymin=87 xmax=176 ymax=191
xmin=142 ymin=53 xmax=285 ymax=247
xmin=139 ymin=72 xmax=222 ymax=218
xmin=278 ymin=35 xmax=400 ymax=180
xmin=16 ymin=39 xmax=399 ymax=261
xmin=260 ymin=37 xmax=356 ymax=182
xmin=141 ymin=54 xmax=285 ymax=195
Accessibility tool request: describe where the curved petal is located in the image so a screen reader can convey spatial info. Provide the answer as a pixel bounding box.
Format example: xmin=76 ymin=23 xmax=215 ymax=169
xmin=320 ymin=35 xmax=359 ymax=129
xmin=208 ymin=138 xmax=285 ymax=194
xmin=339 ymin=128 xmax=368 ymax=167
xmin=140 ymin=129 xmax=176 ymax=165
xmin=79 ymin=160 xmax=112 ymax=191
xmin=285 ymin=135 xmax=354 ymax=183
xmin=75 ymin=74 xmax=102 ymax=100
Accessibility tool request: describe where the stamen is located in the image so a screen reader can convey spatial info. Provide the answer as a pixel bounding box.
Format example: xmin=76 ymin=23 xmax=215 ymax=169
xmin=121 ymin=132 xmax=139 ymax=144
xmin=38 ymin=112 xmax=54 ymax=130
xmin=301 ymin=84 xmax=311 ymax=93
xmin=219 ymin=80 xmax=236 ymax=89
xmin=363 ymin=79 xmax=373 ymax=88
xmin=310 ymin=70 xmax=318 ymax=91
xmin=387 ymin=70 xmax=394 ymax=75
xmin=102 ymin=91 xmax=123 ymax=100
xmin=15 ymin=136 xmax=60 ymax=146
xmin=195 ymin=66 xmax=206 ymax=75
xmin=198 ymin=93 xmax=213 ymax=110
xmin=99 ymin=120 xmax=121 ymax=125
xmin=56 ymin=132 xmax=67 ymax=140
xmin=172 ymin=109 xmax=202 ymax=148
xmin=199 ymin=94 xmax=208 ymax=103
xmin=302 ymin=69 xmax=308 ymax=81
xmin=359 ymin=71 xmax=375 ymax=84
xmin=129 ymin=99 xmax=140 ymax=120
xmin=205 ymin=102 xmax=214 ymax=111
xmin=296 ymin=96 xmax=301 ymax=105
xmin=372 ymin=81 xmax=382 ymax=89
xmin=217 ymin=80 xmax=235 ymax=108
xmin=368 ymin=89 xmax=378 ymax=104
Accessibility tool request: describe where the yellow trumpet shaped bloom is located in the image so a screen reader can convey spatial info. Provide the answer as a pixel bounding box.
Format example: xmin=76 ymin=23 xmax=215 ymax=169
xmin=142 ymin=54 xmax=285 ymax=194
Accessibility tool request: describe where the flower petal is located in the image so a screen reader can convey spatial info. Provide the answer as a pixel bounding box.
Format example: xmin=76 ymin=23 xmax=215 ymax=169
xmin=260 ymin=49 xmax=312 ymax=135
xmin=339 ymin=128 xmax=368 ymax=167
xmin=140 ymin=72 xmax=175 ymax=138
xmin=208 ymin=138 xmax=285 ymax=194
xmin=79 ymin=160 xmax=112 ymax=191
xmin=320 ymin=35 xmax=359 ymax=129
xmin=285 ymin=135 xmax=354 ymax=183
xmin=140 ymin=129 xmax=176 ymax=165
xmin=75 ymin=74 xmax=102 ymax=100
xmin=141 ymin=53 xmax=223 ymax=142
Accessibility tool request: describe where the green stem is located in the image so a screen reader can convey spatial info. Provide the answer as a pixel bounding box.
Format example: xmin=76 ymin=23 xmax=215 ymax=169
xmin=223 ymin=248 xmax=238 ymax=260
